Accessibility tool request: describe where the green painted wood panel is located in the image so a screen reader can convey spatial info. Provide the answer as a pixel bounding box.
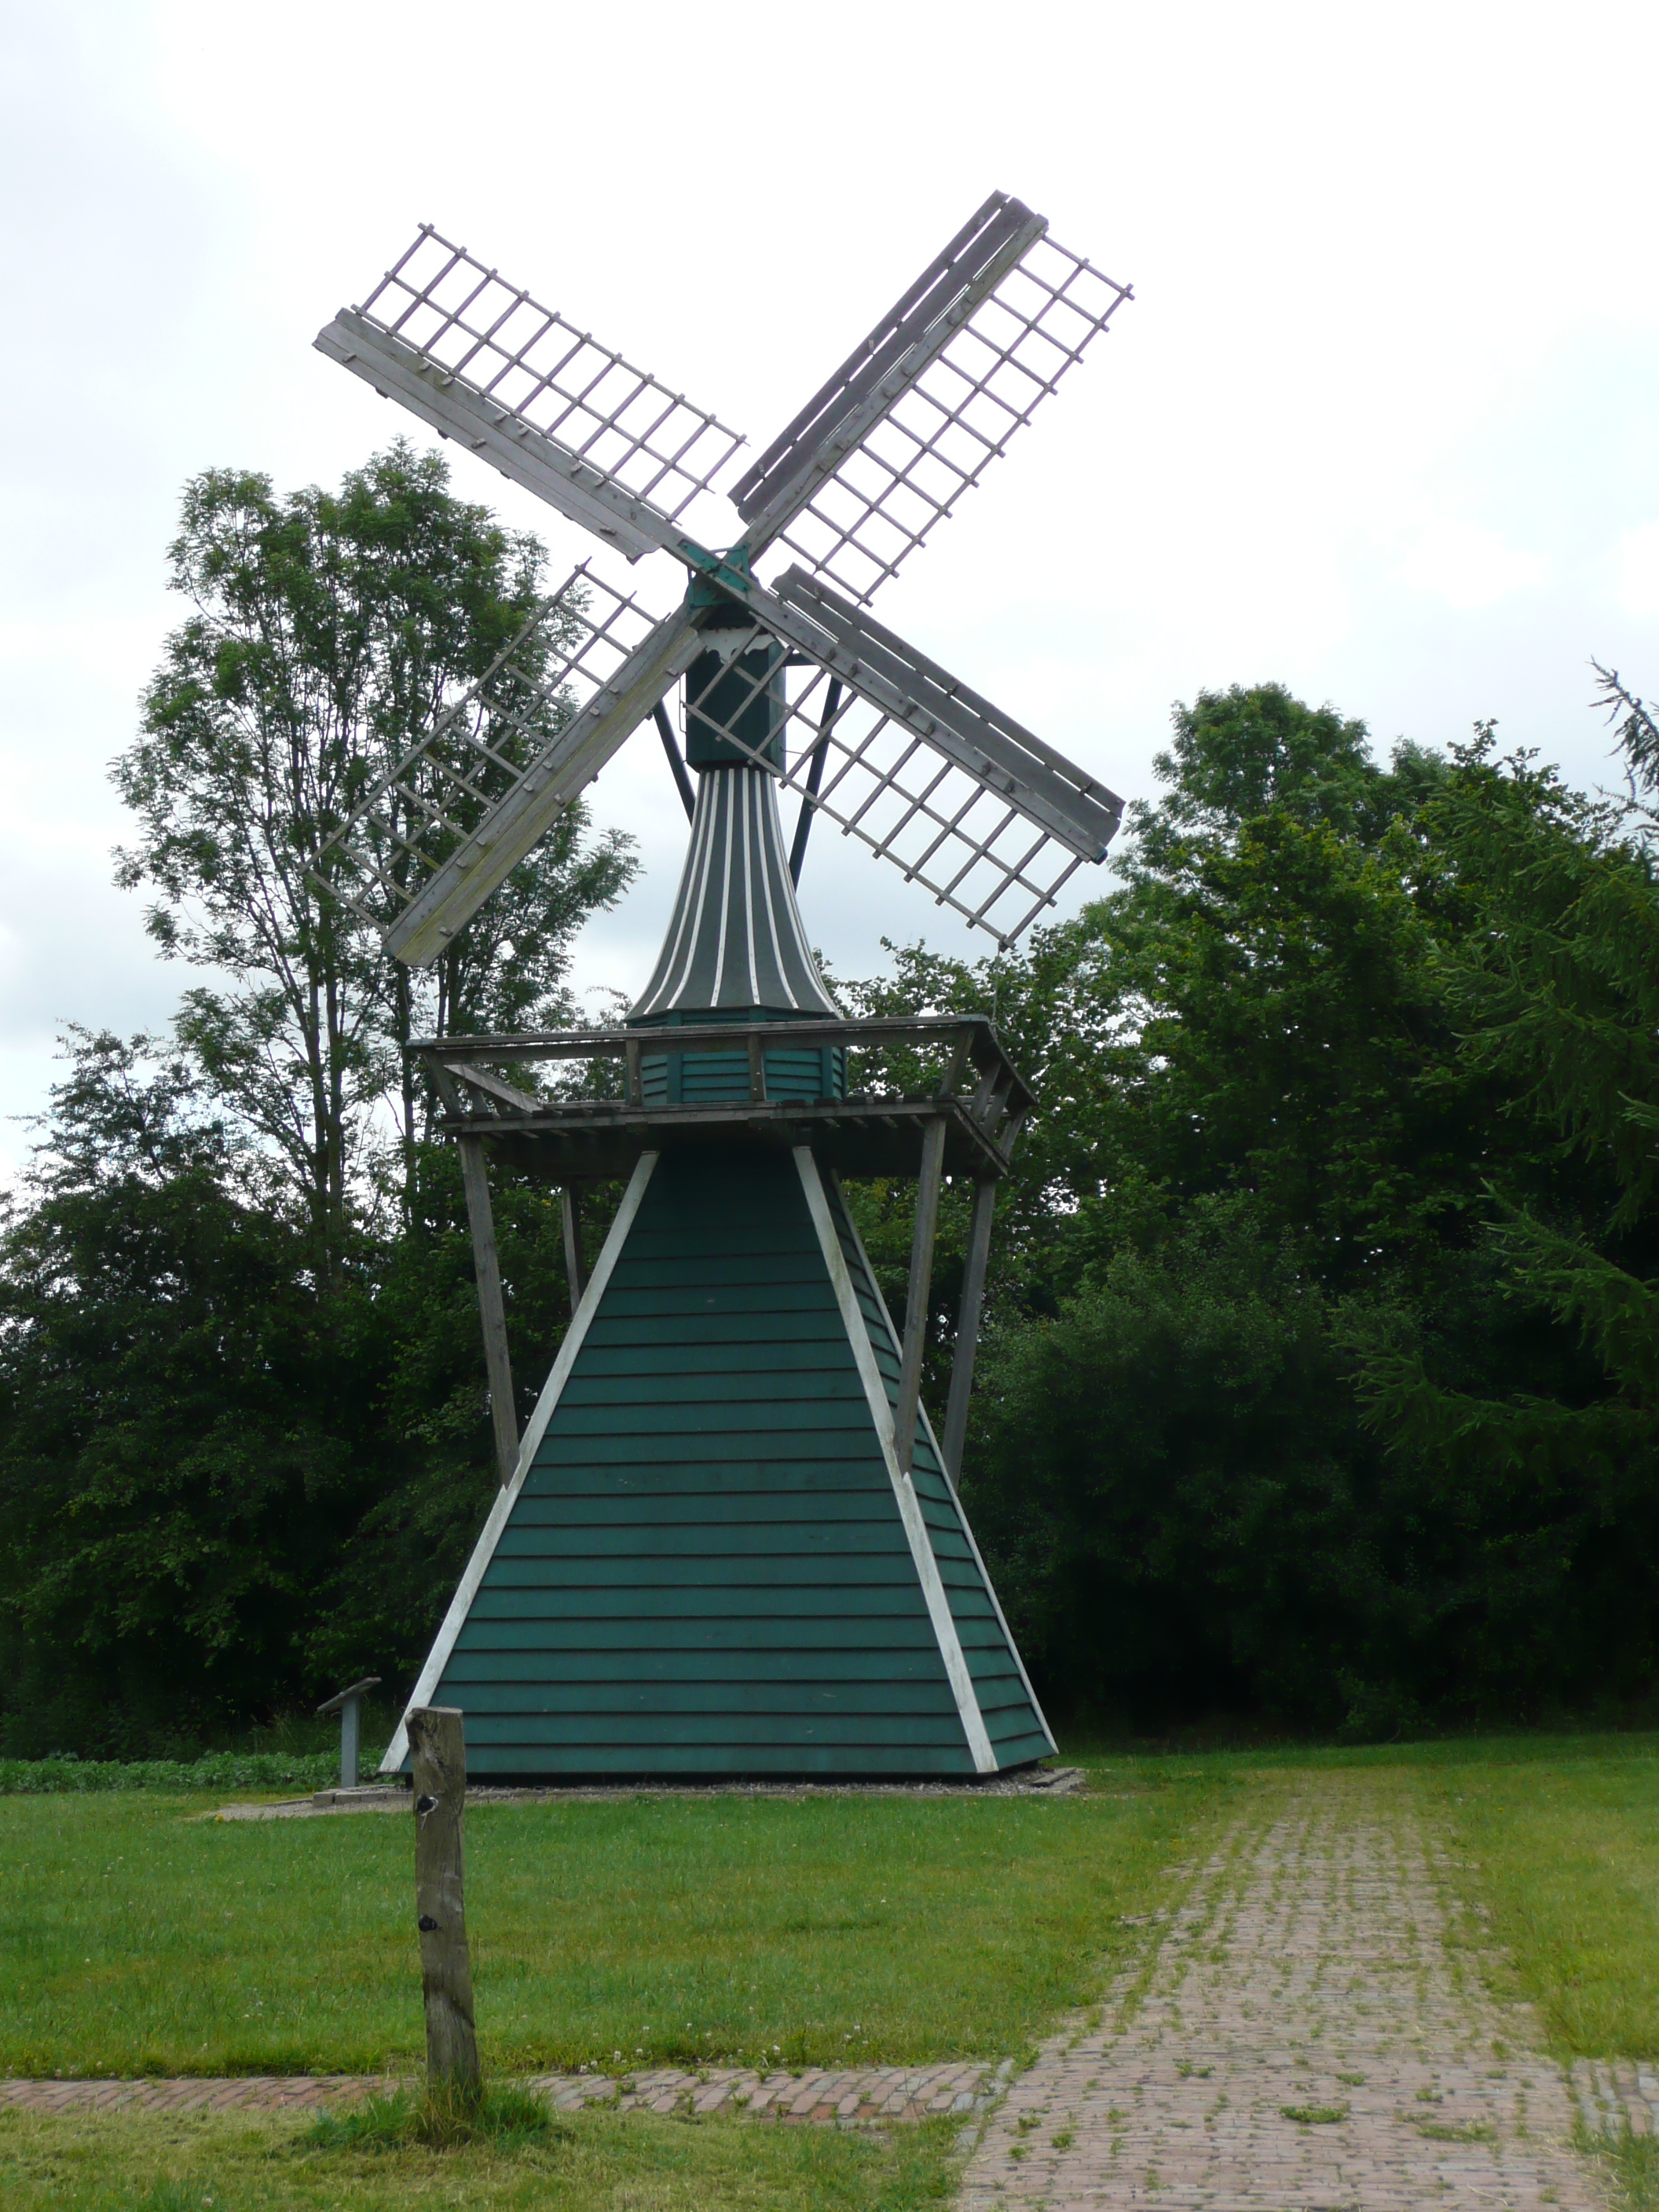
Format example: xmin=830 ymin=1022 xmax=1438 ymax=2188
xmin=461 ymin=1744 xmax=980 ymax=1778
xmin=411 ymin=1143 xmax=1049 ymax=1779
xmin=441 ymin=1650 xmax=954 ymax=1683
xmin=452 ymin=1618 xmax=948 ymax=1652
xmin=449 ymin=1682 xmax=964 ymax=1716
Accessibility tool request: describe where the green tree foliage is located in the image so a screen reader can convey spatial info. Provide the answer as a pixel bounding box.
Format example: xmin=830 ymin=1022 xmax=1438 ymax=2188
xmin=852 ymin=686 xmax=1659 ymax=1735
xmin=114 ymin=442 xmax=634 ymax=1269
xmin=0 ymin=1030 xmax=587 ymax=1756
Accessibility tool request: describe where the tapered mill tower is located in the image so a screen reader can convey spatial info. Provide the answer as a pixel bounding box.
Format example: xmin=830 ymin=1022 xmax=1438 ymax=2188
xmin=313 ymin=194 xmax=1130 ymax=1778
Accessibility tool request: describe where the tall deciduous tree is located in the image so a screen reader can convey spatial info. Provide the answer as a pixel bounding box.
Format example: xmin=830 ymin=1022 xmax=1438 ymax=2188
xmin=114 ymin=441 xmax=634 ymax=1275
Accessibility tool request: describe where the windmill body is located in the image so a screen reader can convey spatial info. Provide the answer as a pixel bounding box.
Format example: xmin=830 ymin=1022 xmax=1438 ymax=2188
xmin=312 ymin=193 xmax=1132 ymax=1778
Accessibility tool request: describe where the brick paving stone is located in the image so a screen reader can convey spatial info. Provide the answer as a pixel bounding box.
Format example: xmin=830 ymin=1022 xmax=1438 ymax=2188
xmin=0 ymin=2061 xmax=994 ymax=2127
xmin=1573 ymin=2058 xmax=1659 ymax=2139
xmin=961 ymin=1774 xmax=1607 ymax=2210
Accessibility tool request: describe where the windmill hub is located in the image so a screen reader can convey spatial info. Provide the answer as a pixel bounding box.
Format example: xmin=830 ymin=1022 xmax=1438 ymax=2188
xmin=310 ymin=192 xmax=1133 ymax=1782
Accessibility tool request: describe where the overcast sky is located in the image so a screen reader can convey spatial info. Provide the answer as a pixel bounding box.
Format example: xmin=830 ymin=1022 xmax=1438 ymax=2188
xmin=2 ymin=0 xmax=1657 ymax=1174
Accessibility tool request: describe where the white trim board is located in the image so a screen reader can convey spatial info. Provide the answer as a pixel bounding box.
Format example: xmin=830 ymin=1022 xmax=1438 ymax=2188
xmin=826 ymin=1172 xmax=1057 ymax=1760
xmin=379 ymin=1150 xmax=661 ymax=1775
xmin=793 ymin=1147 xmax=996 ymax=1775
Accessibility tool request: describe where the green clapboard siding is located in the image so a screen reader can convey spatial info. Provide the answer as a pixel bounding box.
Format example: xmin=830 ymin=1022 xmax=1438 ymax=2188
xmin=411 ymin=1144 xmax=1051 ymax=1779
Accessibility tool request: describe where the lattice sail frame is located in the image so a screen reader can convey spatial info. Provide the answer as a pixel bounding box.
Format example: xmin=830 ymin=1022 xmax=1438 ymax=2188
xmin=353 ymin=225 xmax=746 ymax=537
xmin=316 ymin=565 xmax=668 ymax=933
xmin=683 ymin=595 xmax=1122 ymax=946
xmin=743 ymin=232 xmax=1131 ymax=606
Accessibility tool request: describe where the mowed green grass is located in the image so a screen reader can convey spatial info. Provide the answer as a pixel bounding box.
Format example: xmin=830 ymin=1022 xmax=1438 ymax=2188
xmin=1413 ymin=1734 xmax=1659 ymax=2060
xmin=3 ymin=1774 xmax=1224 ymax=2078
xmin=0 ymin=2102 xmax=963 ymax=2212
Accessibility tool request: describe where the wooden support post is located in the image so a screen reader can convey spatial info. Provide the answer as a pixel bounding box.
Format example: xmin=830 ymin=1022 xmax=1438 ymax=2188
xmin=895 ymin=1116 xmax=947 ymax=1474
xmin=560 ymin=1185 xmax=587 ymax=1313
xmin=408 ymin=1707 xmax=481 ymax=2099
xmin=457 ymin=1137 xmax=518 ymax=1489
xmin=746 ymin=1031 xmax=766 ymax=1102
xmin=941 ymin=1177 xmax=998 ymax=1488
xmin=624 ymin=1038 xmax=643 ymax=1104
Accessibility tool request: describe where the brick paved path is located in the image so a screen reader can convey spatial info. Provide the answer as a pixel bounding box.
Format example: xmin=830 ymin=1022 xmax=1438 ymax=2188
xmin=0 ymin=2059 xmax=998 ymax=2126
xmin=1572 ymin=2058 xmax=1659 ymax=2140
xmin=962 ymin=1775 xmax=1605 ymax=2210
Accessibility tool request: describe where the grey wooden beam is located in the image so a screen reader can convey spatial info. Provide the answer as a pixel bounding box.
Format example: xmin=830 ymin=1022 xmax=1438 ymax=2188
xmin=560 ymin=1185 xmax=587 ymax=1313
xmin=457 ymin=1135 xmax=518 ymax=1488
xmin=941 ymin=1177 xmax=998 ymax=1489
xmin=895 ymin=1115 xmax=948 ymax=1475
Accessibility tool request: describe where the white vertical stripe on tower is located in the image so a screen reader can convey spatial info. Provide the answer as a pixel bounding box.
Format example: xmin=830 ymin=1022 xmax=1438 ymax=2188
xmin=711 ymin=772 xmax=738 ymax=1005
xmin=754 ymin=770 xmax=800 ymax=1010
xmin=793 ymin=1147 xmax=997 ymax=1774
xmin=743 ymin=769 xmax=765 ymax=995
xmin=635 ymin=773 xmax=714 ymax=1016
xmin=378 ymin=1150 xmax=663 ymax=1776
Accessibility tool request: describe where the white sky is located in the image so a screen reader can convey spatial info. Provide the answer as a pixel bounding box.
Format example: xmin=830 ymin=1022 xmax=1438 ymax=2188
xmin=3 ymin=0 xmax=1657 ymax=1172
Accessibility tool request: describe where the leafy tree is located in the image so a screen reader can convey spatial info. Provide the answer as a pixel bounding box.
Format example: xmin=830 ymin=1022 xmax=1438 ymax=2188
xmin=114 ymin=442 xmax=634 ymax=1273
xmin=0 ymin=1031 xmax=586 ymax=1756
xmin=1353 ymin=723 xmax=1659 ymax=1676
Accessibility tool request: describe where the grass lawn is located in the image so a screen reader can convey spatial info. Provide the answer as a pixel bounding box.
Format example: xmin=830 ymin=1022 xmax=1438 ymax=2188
xmin=2 ymin=1772 xmax=1225 ymax=2078
xmin=2 ymin=1767 xmax=1229 ymax=2208
xmin=22 ymin=1734 xmax=1659 ymax=2207
xmin=0 ymin=2101 xmax=965 ymax=2211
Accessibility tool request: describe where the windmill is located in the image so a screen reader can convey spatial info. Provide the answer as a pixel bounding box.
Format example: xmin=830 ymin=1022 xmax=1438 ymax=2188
xmin=313 ymin=192 xmax=1131 ymax=1781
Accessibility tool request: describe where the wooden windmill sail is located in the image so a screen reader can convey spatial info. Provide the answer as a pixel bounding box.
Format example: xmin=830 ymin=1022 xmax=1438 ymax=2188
xmin=312 ymin=193 xmax=1132 ymax=1778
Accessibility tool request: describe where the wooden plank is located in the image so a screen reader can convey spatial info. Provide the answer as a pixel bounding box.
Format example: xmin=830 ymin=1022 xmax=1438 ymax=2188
xmin=586 ymin=1313 xmax=851 ymax=1346
xmin=543 ymin=1399 xmax=881 ymax=1437
xmin=897 ymin=1118 xmax=947 ymax=1477
xmin=441 ymin=1650 xmax=955 ymax=1684
xmin=493 ymin=1530 xmax=915 ymax=1566
xmin=457 ymin=1743 xmax=978 ymax=1776
xmin=482 ymin=1554 xmax=932 ymax=1588
xmin=941 ymin=1177 xmax=997 ymax=1485
xmin=407 ymin=1707 xmax=481 ymax=2097
xmin=466 ymin=1584 xmax=934 ymax=1620
xmin=596 ymin=1284 xmax=840 ymax=1317
xmin=440 ymin=1680 xmax=963 ymax=1716
xmin=560 ymin=1187 xmax=587 ymax=1312
xmin=608 ymin=1251 xmax=837 ymax=1287
xmin=455 ymin=1712 xmax=976 ymax=1748
xmin=558 ymin=1366 xmax=868 ymax=1404
xmin=512 ymin=1463 xmax=894 ymax=1497
xmin=523 ymin=1437 xmax=891 ymax=1469
xmin=573 ymin=1340 xmax=865 ymax=1374
xmin=452 ymin=1617 xmax=948 ymax=1652
xmin=457 ymin=1137 xmax=518 ymax=1488
xmin=503 ymin=1490 xmax=913 ymax=1526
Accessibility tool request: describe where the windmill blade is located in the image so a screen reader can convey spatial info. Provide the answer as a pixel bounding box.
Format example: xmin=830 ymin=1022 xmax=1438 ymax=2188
xmin=680 ymin=573 xmax=1122 ymax=946
xmin=315 ymin=564 xmax=701 ymax=968
xmin=732 ymin=192 xmax=1131 ymax=605
xmin=317 ymin=225 xmax=745 ymax=562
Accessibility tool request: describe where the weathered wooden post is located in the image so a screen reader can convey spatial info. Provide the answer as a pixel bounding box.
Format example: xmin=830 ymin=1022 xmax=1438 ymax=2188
xmin=894 ymin=1115 xmax=948 ymax=1474
xmin=317 ymin=1675 xmax=381 ymax=1789
xmin=407 ymin=1705 xmax=481 ymax=2097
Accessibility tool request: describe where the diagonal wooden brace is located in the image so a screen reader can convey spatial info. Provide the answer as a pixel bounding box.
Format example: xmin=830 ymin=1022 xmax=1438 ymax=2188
xmin=457 ymin=1136 xmax=518 ymax=1488
xmin=941 ymin=1176 xmax=998 ymax=1487
xmin=895 ymin=1116 xmax=948 ymax=1474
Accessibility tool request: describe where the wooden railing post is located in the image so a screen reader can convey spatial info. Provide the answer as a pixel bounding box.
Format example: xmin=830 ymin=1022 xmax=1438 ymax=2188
xmin=895 ymin=1117 xmax=947 ymax=1474
xmin=408 ymin=1706 xmax=481 ymax=2099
